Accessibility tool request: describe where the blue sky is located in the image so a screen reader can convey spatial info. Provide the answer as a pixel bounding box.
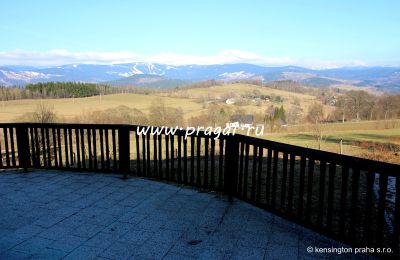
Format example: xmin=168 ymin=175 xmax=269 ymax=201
xmin=1 ymin=0 xmax=399 ymax=67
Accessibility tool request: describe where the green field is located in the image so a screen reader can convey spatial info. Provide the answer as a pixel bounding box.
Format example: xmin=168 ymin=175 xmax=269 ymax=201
xmin=265 ymin=125 xmax=400 ymax=162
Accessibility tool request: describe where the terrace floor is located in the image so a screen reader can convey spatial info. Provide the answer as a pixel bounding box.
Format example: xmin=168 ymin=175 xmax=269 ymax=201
xmin=0 ymin=170 xmax=366 ymax=260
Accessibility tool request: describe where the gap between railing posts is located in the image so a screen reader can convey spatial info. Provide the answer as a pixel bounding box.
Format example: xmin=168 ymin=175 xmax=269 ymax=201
xmin=224 ymin=136 xmax=239 ymax=202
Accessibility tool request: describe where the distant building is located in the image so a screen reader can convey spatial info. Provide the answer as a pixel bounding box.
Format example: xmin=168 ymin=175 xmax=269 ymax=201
xmin=225 ymin=98 xmax=236 ymax=105
xmin=227 ymin=114 xmax=254 ymax=129
xmin=226 ymin=122 xmax=240 ymax=128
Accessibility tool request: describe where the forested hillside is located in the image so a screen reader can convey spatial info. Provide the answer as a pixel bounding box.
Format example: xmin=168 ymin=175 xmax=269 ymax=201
xmin=25 ymin=82 xmax=110 ymax=98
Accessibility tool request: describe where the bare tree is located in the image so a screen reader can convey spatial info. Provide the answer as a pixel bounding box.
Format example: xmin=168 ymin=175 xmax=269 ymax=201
xmin=346 ymin=90 xmax=373 ymax=121
xmin=17 ymin=102 xmax=58 ymax=123
xmin=207 ymin=104 xmax=232 ymax=127
xmin=336 ymin=95 xmax=348 ymax=123
xmin=379 ymin=95 xmax=400 ymax=120
xmin=149 ymin=99 xmax=184 ymax=127
xmin=286 ymin=106 xmax=304 ymax=125
xmin=32 ymin=103 xmax=57 ymax=123
xmin=307 ymin=103 xmax=326 ymax=149
xmin=75 ymin=106 xmax=148 ymax=125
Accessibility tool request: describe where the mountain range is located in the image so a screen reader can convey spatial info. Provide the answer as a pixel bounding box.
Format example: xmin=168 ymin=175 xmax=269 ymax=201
xmin=1 ymin=63 xmax=400 ymax=92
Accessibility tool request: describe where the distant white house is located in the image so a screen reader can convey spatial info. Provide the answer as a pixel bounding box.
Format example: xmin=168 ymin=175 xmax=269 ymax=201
xmin=226 ymin=115 xmax=254 ymax=129
xmin=225 ymin=98 xmax=235 ymax=105
xmin=226 ymin=121 xmax=240 ymax=128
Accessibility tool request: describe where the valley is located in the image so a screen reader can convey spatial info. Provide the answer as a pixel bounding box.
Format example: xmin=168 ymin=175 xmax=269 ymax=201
xmin=1 ymin=82 xmax=399 ymax=164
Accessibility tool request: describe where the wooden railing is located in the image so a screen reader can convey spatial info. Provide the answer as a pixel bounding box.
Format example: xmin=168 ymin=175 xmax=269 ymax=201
xmin=0 ymin=122 xmax=399 ymax=256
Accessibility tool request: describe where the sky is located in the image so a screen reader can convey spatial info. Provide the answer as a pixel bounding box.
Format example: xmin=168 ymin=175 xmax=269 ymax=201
xmin=0 ymin=0 xmax=399 ymax=68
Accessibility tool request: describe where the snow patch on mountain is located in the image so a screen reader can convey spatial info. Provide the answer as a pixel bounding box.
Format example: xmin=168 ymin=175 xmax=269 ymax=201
xmin=219 ymin=71 xmax=255 ymax=80
xmin=143 ymin=63 xmax=165 ymax=75
xmin=0 ymin=70 xmax=62 ymax=81
xmin=0 ymin=79 xmax=9 ymax=85
xmin=132 ymin=64 xmax=144 ymax=74
xmin=107 ymin=63 xmax=169 ymax=77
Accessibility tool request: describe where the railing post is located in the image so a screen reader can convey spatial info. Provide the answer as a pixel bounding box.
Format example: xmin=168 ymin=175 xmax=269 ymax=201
xmin=118 ymin=126 xmax=130 ymax=179
xmin=224 ymin=136 xmax=239 ymax=202
xmin=16 ymin=124 xmax=30 ymax=172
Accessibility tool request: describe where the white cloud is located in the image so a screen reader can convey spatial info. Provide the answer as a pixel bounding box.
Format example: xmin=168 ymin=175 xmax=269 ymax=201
xmin=147 ymin=50 xmax=294 ymax=66
xmin=0 ymin=49 xmax=395 ymax=68
xmin=0 ymin=49 xmax=141 ymax=66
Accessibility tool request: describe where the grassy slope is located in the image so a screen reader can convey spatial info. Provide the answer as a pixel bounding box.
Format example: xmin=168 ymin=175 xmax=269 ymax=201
xmin=265 ymin=122 xmax=400 ymax=161
xmin=1 ymin=83 xmax=399 ymax=162
xmin=164 ymin=83 xmax=337 ymax=125
xmin=0 ymin=93 xmax=204 ymax=122
xmin=0 ymin=83 xmax=324 ymax=122
xmin=166 ymin=83 xmax=332 ymax=113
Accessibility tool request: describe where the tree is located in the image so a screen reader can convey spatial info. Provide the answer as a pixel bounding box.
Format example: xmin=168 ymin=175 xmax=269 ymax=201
xmin=275 ymin=105 xmax=286 ymax=122
xmin=18 ymin=103 xmax=58 ymax=165
xmin=345 ymin=90 xmax=373 ymax=121
xmin=307 ymin=103 xmax=324 ymax=124
xmin=286 ymin=106 xmax=303 ymax=125
xmin=28 ymin=102 xmax=58 ymax=123
xmin=25 ymin=82 xmax=111 ymax=99
xmin=335 ymin=95 xmax=348 ymax=123
xmin=207 ymin=104 xmax=232 ymax=127
xmin=307 ymin=103 xmax=325 ymax=149
xmin=264 ymin=105 xmax=286 ymax=132
xmin=379 ymin=95 xmax=400 ymax=120
xmin=149 ymin=99 xmax=184 ymax=127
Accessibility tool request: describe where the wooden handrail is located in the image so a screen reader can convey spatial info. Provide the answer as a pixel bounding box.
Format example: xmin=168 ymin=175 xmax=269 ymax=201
xmin=0 ymin=122 xmax=399 ymax=256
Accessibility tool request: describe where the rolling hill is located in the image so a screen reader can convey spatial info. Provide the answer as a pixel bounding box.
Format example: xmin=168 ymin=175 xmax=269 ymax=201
xmin=107 ymin=74 xmax=188 ymax=88
xmin=1 ymin=63 xmax=400 ymax=92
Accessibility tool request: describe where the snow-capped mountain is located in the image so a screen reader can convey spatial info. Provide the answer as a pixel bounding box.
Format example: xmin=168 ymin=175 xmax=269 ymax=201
xmin=0 ymin=63 xmax=400 ymax=92
xmin=0 ymin=63 xmax=171 ymax=85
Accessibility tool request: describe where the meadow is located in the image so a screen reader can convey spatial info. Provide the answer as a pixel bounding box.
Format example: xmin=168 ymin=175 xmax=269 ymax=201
xmin=267 ymin=126 xmax=400 ymax=161
xmin=1 ymin=83 xmax=399 ymax=163
xmin=0 ymin=93 xmax=203 ymax=122
xmin=0 ymin=83 xmax=326 ymax=121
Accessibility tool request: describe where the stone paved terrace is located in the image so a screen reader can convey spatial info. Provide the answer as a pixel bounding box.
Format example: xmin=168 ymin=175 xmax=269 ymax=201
xmin=0 ymin=170 xmax=369 ymax=260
